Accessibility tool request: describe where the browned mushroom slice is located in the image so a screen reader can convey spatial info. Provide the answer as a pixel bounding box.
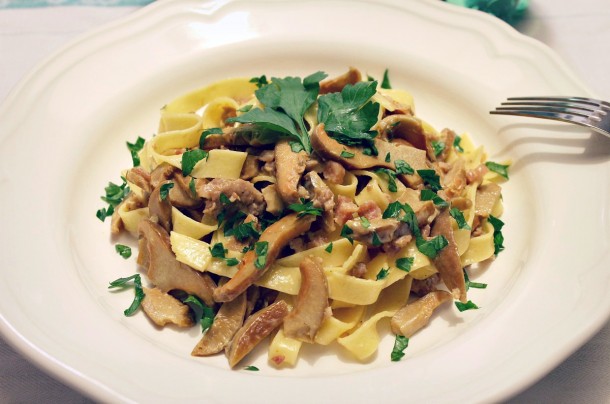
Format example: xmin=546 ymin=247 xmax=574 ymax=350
xmin=192 ymin=292 xmax=247 ymax=356
xmin=430 ymin=209 xmax=466 ymax=302
xmin=110 ymin=192 xmax=145 ymax=235
xmin=275 ymin=139 xmax=308 ymax=204
xmin=138 ymin=219 xmax=216 ymax=306
xmin=441 ymin=157 xmax=467 ymax=200
xmin=283 ymin=256 xmax=329 ymax=342
xmin=390 ymin=290 xmax=452 ymax=337
xmin=150 ymin=163 xmax=176 ymax=189
xmin=148 ymin=182 xmax=172 ymax=233
xmin=213 ymin=213 xmax=316 ymax=302
xmin=311 ymin=124 xmax=426 ymax=186
xmin=319 ymin=67 xmax=362 ymax=94
xmin=169 ymin=172 xmax=201 ymax=208
xmin=225 ymin=300 xmax=289 ymax=368
xmin=125 ymin=167 xmax=152 ymax=195
xmin=261 ymin=184 xmax=284 ymax=215
xmin=141 ymin=287 xmax=193 ymax=328
xmin=474 ymin=182 xmax=502 ymax=219
xmin=397 ymin=188 xmax=437 ymax=226
xmin=197 ymin=178 xmax=266 ymax=217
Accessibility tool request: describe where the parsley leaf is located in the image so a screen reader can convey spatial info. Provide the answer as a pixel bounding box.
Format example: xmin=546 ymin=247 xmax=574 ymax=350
xmin=249 ymin=75 xmax=268 ymax=88
xmin=340 ymin=150 xmax=355 ymax=158
xmin=376 ymin=168 xmax=398 ymax=192
xmin=159 ymin=182 xmax=174 ymax=201
xmin=381 ymin=68 xmax=392 ymax=89
xmin=325 ymin=242 xmax=333 ymax=253
xmin=181 ymin=149 xmax=208 ymax=176
xmin=225 ymin=257 xmax=240 ymax=267
xmin=287 ymin=198 xmax=323 ymax=218
xmin=97 ymin=178 xmax=130 ymax=222
xmin=464 ymin=269 xmax=487 ymax=290
xmin=209 ymin=242 xmax=228 ymax=259
xmin=420 ymin=189 xmax=449 ymax=208
xmin=244 ymin=365 xmax=259 ymax=371
xmin=395 ymin=257 xmax=414 ymax=272
xmin=254 ymin=241 xmax=269 ymax=269
xmin=126 ymin=136 xmax=145 ymax=167
xmin=394 ymin=160 xmax=414 ymax=175
xmin=391 ymin=335 xmax=409 ymax=361
xmin=431 ymin=140 xmax=445 ymax=157
xmin=488 ymin=215 xmax=505 ymax=255
xmin=417 ymin=169 xmax=442 ymax=191
xmin=199 ymin=127 xmax=223 ymax=149
xmin=115 ymin=244 xmax=132 ymax=259
xmin=371 ymin=231 xmax=382 ymax=247
xmin=453 ymin=135 xmax=464 ymax=153
xmin=416 ymin=235 xmax=448 ymax=259
xmin=455 ymin=300 xmax=479 ymax=312
xmin=189 ymin=177 xmax=197 ymax=197
xmin=340 ymin=224 xmax=354 ymax=244
xmin=385 ymin=152 xmax=391 ymax=163
xmin=376 ymin=267 xmax=389 ymax=280
xmin=382 ymin=201 xmax=404 ymax=219
xmin=449 ymin=207 xmax=471 ymax=230
xmin=485 ymin=161 xmax=510 ymax=179
xmin=318 ymin=81 xmax=380 ymax=155
xmin=108 ymin=274 xmax=145 ymax=316
xmin=183 ymin=295 xmax=215 ymax=333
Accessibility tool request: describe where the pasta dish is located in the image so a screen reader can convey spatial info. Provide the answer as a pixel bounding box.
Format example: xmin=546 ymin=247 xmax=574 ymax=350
xmin=99 ymin=68 xmax=508 ymax=368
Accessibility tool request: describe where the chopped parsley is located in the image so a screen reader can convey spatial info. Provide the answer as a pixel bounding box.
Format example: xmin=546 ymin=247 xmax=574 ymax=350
xmin=382 ymin=201 xmax=404 ymax=219
xmin=254 ymin=241 xmax=269 ymax=269
xmin=485 ymin=161 xmax=510 ymax=179
xmin=375 ymin=168 xmax=398 ymax=192
xmin=453 ymin=135 xmax=464 ymax=153
xmin=229 ymin=72 xmax=328 ymax=153
xmin=96 ymin=177 xmax=130 ymax=222
xmin=238 ymin=105 xmax=253 ymax=113
xmin=181 ymin=149 xmax=208 ymax=176
xmin=318 ymin=80 xmax=380 ymax=156
xmin=394 ymin=160 xmax=414 ymax=175
xmin=115 ymin=244 xmax=132 ymax=259
xmin=464 ymin=269 xmax=487 ymax=290
xmin=371 ymin=231 xmax=382 ymax=247
xmin=325 ymin=242 xmax=333 ymax=253
xmin=244 ymin=365 xmax=259 ymax=371
xmin=249 ymin=75 xmax=268 ymax=88
xmin=340 ymin=224 xmax=354 ymax=244
xmin=420 ymin=189 xmax=449 ymax=208
xmin=449 ymin=207 xmax=471 ymax=230
xmin=126 ymin=136 xmax=145 ymax=167
xmin=455 ymin=300 xmax=479 ymax=312
xmin=199 ymin=127 xmax=223 ymax=149
xmin=395 ymin=257 xmax=414 ymax=272
xmin=391 ymin=335 xmax=409 ymax=361
xmin=189 ymin=177 xmax=197 ymax=197
xmin=108 ymin=274 xmax=145 ymax=316
xmin=287 ymin=198 xmax=323 ymax=218
xmin=385 ymin=152 xmax=391 ymax=163
xmin=431 ymin=140 xmax=445 ymax=157
xmin=159 ymin=182 xmax=174 ymax=200
xmin=360 ymin=216 xmax=371 ymax=228
xmin=488 ymin=215 xmax=505 ymax=255
xmin=209 ymin=242 xmax=241 ymax=267
xmin=183 ymin=295 xmax=215 ymax=333
xmin=381 ymin=68 xmax=392 ymax=89
xmin=416 ymin=169 xmax=442 ymax=192
xmin=340 ymin=150 xmax=355 ymax=158
xmin=376 ymin=267 xmax=389 ymax=280
xmin=415 ymin=235 xmax=449 ymax=259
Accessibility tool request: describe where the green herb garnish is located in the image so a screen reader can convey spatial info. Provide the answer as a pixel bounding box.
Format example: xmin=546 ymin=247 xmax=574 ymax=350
xmin=254 ymin=241 xmax=269 ymax=269
xmin=453 ymin=135 xmax=464 ymax=153
xmin=431 ymin=140 xmax=445 ymax=157
xmin=420 ymin=189 xmax=449 ymax=208
xmin=115 ymin=244 xmax=132 ymax=259
xmin=183 ymin=295 xmax=215 ymax=333
xmin=391 ymin=335 xmax=409 ymax=361
xmin=455 ymin=300 xmax=479 ymax=312
xmin=385 ymin=152 xmax=391 ymax=163
xmin=325 ymin=242 xmax=333 ymax=253
xmin=287 ymin=198 xmax=323 ymax=218
xmin=108 ymin=274 xmax=145 ymax=316
xmin=159 ymin=182 xmax=174 ymax=201
xmin=181 ymin=149 xmax=208 ymax=176
xmin=126 ymin=136 xmax=145 ymax=167
xmin=376 ymin=168 xmax=398 ymax=192
xmin=360 ymin=216 xmax=371 ymax=228
xmin=381 ymin=68 xmax=392 ymax=89
xmin=199 ymin=127 xmax=223 ymax=149
xmin=244 ymin=365 xmax=259 ymax=371
xmin=416 ymin=169 xmax=442 ymax=191
xmin=340 ymin=224 xmax=354 ymax=244
xmin=394 ymin=160 xmax=414 ymax=175
xmin=415 ymin=235 xmax=448 ymax=259
xmin=449 ymin=207 xmax=471 ymax=230
xmin=96 ymin=177 xmax=130 ymax=222
xmin=488 ymin=215 xmax=505 ymax=255
xmin=395 ymin=257 xmax=414 ymax=272
xmin=376 ymin=267 xmax=389 ymax=280
xmin=340 ymin=150 xmax=355 ymax=158
xmin=464 ymin=269 xmax=487 ymax=290
xmin=249 ymin=75 xmax=268 ymax=88
xmin=485 ymin=161 xmax=510 ymax=179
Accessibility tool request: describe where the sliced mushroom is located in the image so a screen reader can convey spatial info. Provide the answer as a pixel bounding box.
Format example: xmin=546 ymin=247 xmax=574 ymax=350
xmin=150 ymin=163 xmax=176 ymax=189
xmin=225 ymin=300 xmax=289 ymax=368
xmin=441 ymin=157 xmax=467 ymax=200
xmin=321 ymin=160 xmax=346 ymax=184
xmin=141 ymin=287 xmax=193 ymax=328
xmin=275 ymin=139 xmax=308 ymax=204
xmin=430 ymin=209 xmax=466 ymax=302
xmin=319 ymin=67 xmax=362 ymax=94
xmin=196 ymin=178 xmax=265 ymax=217
xmin=213 ymin=213 xmax=316 ymax=302
xmin=261 ymin=184 xmax=284 ymax=215
xmin=125 ymin=167 xmax=152 ymax=195
xmin=148 ymin=182 xmax=172 ymax=233
xmin=283 ymin=256 xmax=329 ymax=342
xmin=311 ymin=124 xmax=426 ymax=186
xmin=192 ymin=292 xmax=247 ymax=356
xmin=390 ymin=290 xmax=452 ymax=337
xmin=397 ymin=188 xmax=437 ymax=226
xmin=169 ymin=172 xmax=201 ymax=208
xmin=138 ymin=219 xmax=216 ymax=306
xmin=474 ymin=182 xmax=502 ymax=219
xmin=110 ymin=192 xmax=145 ymax=235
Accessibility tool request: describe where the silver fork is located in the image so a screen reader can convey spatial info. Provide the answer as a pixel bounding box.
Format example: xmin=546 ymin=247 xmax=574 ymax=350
xmin=490 ymin=96 xmax=610 ymax=138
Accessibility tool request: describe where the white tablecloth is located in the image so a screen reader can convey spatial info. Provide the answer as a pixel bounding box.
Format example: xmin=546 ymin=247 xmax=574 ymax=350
xmin=0 ymin=1 xmax=609 ymax=402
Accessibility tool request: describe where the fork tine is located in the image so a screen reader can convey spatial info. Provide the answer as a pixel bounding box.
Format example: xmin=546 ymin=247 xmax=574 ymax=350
xmin=506 ymin=96 xmax=610 ymax=110
xmin=495 ymin=105 xmax=591 ymax=118
xmin=489 ymin=108 xmax=590 ymax=125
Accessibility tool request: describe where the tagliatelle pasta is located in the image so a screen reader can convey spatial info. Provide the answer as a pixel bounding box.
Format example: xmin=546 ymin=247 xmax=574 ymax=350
xmin=101 ymin=67 xmax=508 ymax=369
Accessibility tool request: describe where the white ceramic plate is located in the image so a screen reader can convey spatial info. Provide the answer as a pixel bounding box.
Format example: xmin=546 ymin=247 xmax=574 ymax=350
xmin=1 ymin=0 xmax=609 ymax=402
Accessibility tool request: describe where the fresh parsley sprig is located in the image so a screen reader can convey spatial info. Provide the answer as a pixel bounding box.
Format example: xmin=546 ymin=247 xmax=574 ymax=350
xmin=108 ymin=274 xmax=145 ymax=316
xmin=391 ymin=335 xmax=409 ymax=361
xmin=96 ymin=177 xmax=130 ymax=222
xmin=126 ymin=136 xmax=145 ymax=167
xmin=287 ymin=198 xmax=323 ymax=218
xmin=182 ymin=295 xmax=215 ymax=333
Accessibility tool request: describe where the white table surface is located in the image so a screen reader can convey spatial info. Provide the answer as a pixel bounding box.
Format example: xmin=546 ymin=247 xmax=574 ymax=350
xmin=0 ymin=1 xmax=609 ymax=402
